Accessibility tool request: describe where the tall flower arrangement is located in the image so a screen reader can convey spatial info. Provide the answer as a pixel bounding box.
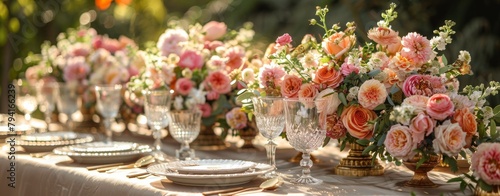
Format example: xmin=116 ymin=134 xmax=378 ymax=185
xmin=127 ymin=21 xmax=257 ymax=128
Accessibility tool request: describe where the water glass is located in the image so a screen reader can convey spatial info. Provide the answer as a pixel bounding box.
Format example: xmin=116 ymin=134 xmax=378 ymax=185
xmin=284 ymin=97 xmax=328 ymax=184
xmin=14 ymin=79 xmax=38 ymax=126
xmin=252 ymin=96 xmax=286 ymax=178
xmin=36 ymin=81 xmax=58 ymax=131
xmin=95 ymin=84 xmax=122 ymax=143
xmin=168 ymin=109 xmax=202 ymax=160
xmin=55 ymin=83 xmax=81 ymax=131
xmin=144 ymin=89 xmax=173 ymax=162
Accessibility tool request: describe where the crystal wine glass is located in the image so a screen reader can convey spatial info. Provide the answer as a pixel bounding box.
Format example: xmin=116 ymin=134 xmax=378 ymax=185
xmin=252 ymin=96 xmax=286 ymax=178
xmin=284 ymin=97 xmax=328 ymax=184
xmin=168 ymin=109 xmax=202 ymax=160
xmin=95 ymin=84 xmax=122 ymax=143
xmin=14 ymin=79 xmax=38 ymax=127
xmin=144 ymin=89 xmax=173 ymax=162
xmin=36 ymin=81 xmax=57 ymax=132
xmin=55 ymin=82 xmax=81 ymax=132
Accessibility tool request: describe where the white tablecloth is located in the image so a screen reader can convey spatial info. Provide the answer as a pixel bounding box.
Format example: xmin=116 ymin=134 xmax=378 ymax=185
xmin=0 ymin=133 xmax=471 ymax=196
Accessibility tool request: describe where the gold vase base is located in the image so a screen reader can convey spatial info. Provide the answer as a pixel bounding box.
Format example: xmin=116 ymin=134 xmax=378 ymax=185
xmin=475 ymin=185 xmax=500 ymax=196
xmin=191 ymin=134 xmax=228 ymax=151
xmin=289 ymin=152 xmax=320 ymax=163
xmin=396 ymin=179 xmax=439 ymax=188
xmin=333 ymin=165 xmax=384 ymax=177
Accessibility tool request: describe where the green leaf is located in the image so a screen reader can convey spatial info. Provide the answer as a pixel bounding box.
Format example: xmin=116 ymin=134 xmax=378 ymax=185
xmin=236 ymin=91 xmax=255 ymax=103
xmin=410 ymin=192 xmax=416 ymax=196
xmin=416 ymin=156 xmax=428 ymax=169
xmin=362 ymin=145 xmax=376 ymax=155
xmin=460 ymin=181 xmax=466 ymax=192
xmin=459 ymin=150 xmax=467 ymax=160
xmin=338 ymin=93 xmax=347 ymax=106
xmin=479 ymin=180 xmax=493 ymax=192
xmin=446 ymin=157 xmax=459 ymax=173
xmin=322 ymin=137 xmax=331 ymax=147
xmin=390 ymin=84 xmax=400 ymax=94
xmin=368 ymin=69 xmax=381 ymax=77
xmin=387 ymin=96 xmax=395 ymax=106
xmin=373 ymin=103 xmax=386 ymax=111
xmin=447 ymin=177 xmax=464 ymax=183
xmin=441 ymin=55 xmax=448 ymax=66
xmin=236 ymin=88 xmax=247 ymax=95
xmin=439 ymin=66 xmax=451 ymax=74
xmin=491 ymin=120 xmax=498 ymax=140
xmin=356 ymin=139 xmax=370 ymax=146
xmin=493 ymin=105 xmax=500 ymax=116
xmin=377 ymin=133 xmax=386 ymax=146
xmin=340 ymin=140 xmax=347 ymax=151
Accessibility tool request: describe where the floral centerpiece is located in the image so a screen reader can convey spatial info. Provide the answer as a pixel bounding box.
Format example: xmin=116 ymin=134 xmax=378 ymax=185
xmin=127 ymin=21 xmax=257 ymax=147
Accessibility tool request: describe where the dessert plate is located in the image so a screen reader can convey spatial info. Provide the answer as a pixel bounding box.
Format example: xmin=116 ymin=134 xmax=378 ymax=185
xmin=69 ymin=141 xmax=137 ymax=153
xmin=53 ymin=143 xmax=152 ymax=164
xmin=166 ymin=159 xmax=257 ymax=174
xmin=21 ymin=132 xmax=78 ymax=142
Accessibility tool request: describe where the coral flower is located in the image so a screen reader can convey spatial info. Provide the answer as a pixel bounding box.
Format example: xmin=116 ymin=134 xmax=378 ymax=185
xmin=358 ymin=79 xmax=388 ymax=110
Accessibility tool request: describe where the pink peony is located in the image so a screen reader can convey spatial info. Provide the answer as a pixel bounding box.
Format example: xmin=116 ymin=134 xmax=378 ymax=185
xmin=275 ymin=33 xmax=292 ymax=47
xmin=402 ymin=74 xmax=446 ymax=97
xmin=205 ymin=71 xmax=231 ymax=94
xmin=426 ymin=94 xmax=455 ymax=121
xmin=224 ymin=46 xmax=245 ymax=72
xmin=340 ymin=60 xmax=360 ymax=76
xmin=384 ymin=124 xmax=416 ymax=161
xmin=63 ymin=56 xmax=90 ymax=82
xmin=357 ymin=79 xmax=388 ymax=110
xmin=174 ymin=78 xmax=195 ymax=96
xmin=198 ymin=103 xmax=212 ymax=118
xmin=225 ymin=107 xmax=248 ymax=130
xmin=401 ymin=32 xmax=433 ymax=66
xmin=402 ymin=95 xmax=429 ymax=114
xmin=156 ymin=28 xmax=189 ymax=56
xmin=298 ymin=83 xmax=319 ymax=99
xmin=202 ymin=21 xmax=227 ymax=41
xmin=70 ymin=43 xmax=91 ymax=57
xmin=409 ymin=113 xmax=435 ymax=144
xmin=280 ymin=74 xmax=302 ymax=98
xmin=471 ymin=143 xmax=500 ymax=185
xmin=206 ymin=91 xmax=220 ymax=101
xmin=258 ymin=63 xmax=286 ymax=88
xmin=367 ymin=26 xmax=400 ymax=46
xmin=432 ymin=121 xmax=466 ymax=157
xmin=313 ymin=65 xmax=344 ymax=88
xmin=178 ymin=50 xmax=204 ymax=70
xmin=326 ymin=113 xmax=347 ymax=139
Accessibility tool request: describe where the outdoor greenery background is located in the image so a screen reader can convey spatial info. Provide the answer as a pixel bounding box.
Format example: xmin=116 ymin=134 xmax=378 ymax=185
xmin=1 ymin=0 xmax=499 ymax=113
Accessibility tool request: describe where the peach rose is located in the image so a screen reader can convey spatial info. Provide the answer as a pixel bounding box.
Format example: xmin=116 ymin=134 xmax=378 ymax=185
xmin=341 ymin=105 xmax=377 ymax=139
xmin=386 ymin=40 xmax=402 ymax=55
xmin=202 ymin=21 xmax=227 ymax=41
xmin=452 ymin=108 xmax=477 ymax=136
xmin=470 ymin=143 xmax=500 ymax=185
xmin=322 ymin=32 xmax=353 ymax=58
xmin=298 ymin=83 xmax=318 ymax=99
xmin=205 ymin=71 xmax=231 ymax=94
xmin=409 ymin=113 xmax=435 ymax=144
xmin=313 ymin=65 xmax=344 ymax=88
xmin=367 ymin=26 xmax=400 ymax=46
xmin=384 ymin=124 xmax=416 ymax=161
xmin=389 ymin=53 xmax=416 ymax=73
xmin=426 ymin=94 xmax=454 ymax=121
xmin=402 ymin=95 xmax=429 ymax=114
xmin=432 ymin=121 xmax=466 ymax=157
xmin=281 ymin=74 xmax=302 ymax=98
xmin=358 ymin=79 xmax=388 ymax=110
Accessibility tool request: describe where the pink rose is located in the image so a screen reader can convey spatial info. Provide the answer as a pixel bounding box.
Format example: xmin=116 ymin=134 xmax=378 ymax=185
xmin=340 ymin=61 xmax=360 ymax=76
xmin=471 ymin=143 xmax=500 ymax=185
xmin=202 ymin=21 xmax=227 ymax=41
xmin=206 ymin=91 xmax=220 ymax=101
xmin=204 ymin=40 xmax=224 ymax=51
xmin=298 ymin=83 xmax=319 ymax=99
xmin=175 ymin=78 xmax=195 ymax=96
xmin=198 ymin=103 xmax=212 ymax=118
xmin=341 ymin=105 xmax=377 ymax=139
xmin=432 ymin=121 xmax=466 ymax=157
xmin=313 ymin=65 xmax=344 ymax=88
xmin=357 ymin=79 xmax=388 ymax=110
xmin=157 ymin=28 xmax=189 ymax=56
xmin=402 ymin=95 xmax=429 ymax=114
xmin=280 ymin=74 xmax=302 ymax=98
xmin=367 ymin=26 xmax=400 ymax=46
xmin=225 ymin=107 xmax=248 ymax=130
xmin=403 ymin=75 xmax=446 ymax=97
xmin=63 ymin=56 xmax=90 ymax=82
xmin=178 ymin=50 xmax=204 ymax=70
xmin=384 ymin=124 xmax=416 ymax=161
xmin=426 ymin=94 xmax=454 ymax=121
xmin=205 ymin=71 xmax=231 ymax=94
xmin=258 ymin=63 xmax=285 ymax=88
xmin=275 ymin=33 xmax=292 ymax=47
xmin=70 ymin=43 xmax=91 ymax=57
xmin=409 ymin=113 xmax=435 ymax=144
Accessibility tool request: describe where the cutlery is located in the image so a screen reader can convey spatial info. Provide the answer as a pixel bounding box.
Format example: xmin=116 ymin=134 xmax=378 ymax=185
xmin=136 ymin=174 xmax=151 ymax=179
xmin=127 ymin=171 xmax=149 ymax=178
xmin=216 ymin=177 xmax=282 ymax=196
xmin=98 ymin=155 xmax=155 ymax=173
xmin=30 ymin=152 xmax=52 ymax=158
xmin=86 ymin=163 xmax=124 ymax=170
xmin=201 ymin=187 xmax=246 ymax=196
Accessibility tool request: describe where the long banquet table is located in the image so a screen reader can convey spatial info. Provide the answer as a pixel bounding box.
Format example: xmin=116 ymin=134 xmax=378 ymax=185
xmin=0 ymin=131 xmax=472 ymax=196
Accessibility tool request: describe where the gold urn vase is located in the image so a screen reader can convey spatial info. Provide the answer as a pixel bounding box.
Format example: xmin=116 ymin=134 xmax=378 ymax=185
xmin=191 ymin=124 xmax=227 ymax=150
xmin=333 ymin=143 xmax=384 ymax=176
xmin=399 ymin=154 xmax=440 ymax=188
xmin=474 ymin=184 xmax=500 ymax=196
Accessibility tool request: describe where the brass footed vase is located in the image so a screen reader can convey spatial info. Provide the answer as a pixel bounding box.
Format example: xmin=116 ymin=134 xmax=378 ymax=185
xmin=333 ymin=143 xmax=384 ymax=176
xmin=474 ymin=184 xmax=500 ymax=196
xmin=399 ymin=154 xmax=439 ymax=188
xmin=191 ymin=124 xmax=227 ymax=150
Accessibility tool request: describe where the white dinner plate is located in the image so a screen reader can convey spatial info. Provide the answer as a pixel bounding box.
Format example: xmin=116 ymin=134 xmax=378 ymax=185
xmin=14 ymin=132 xmax=94 ymax=153
xmin=53 ymin=143 xmax=153 ymax=164
xmin=21 ymin=132 xmax=78 ymax=142
xmin=166 ymin=159 xmax=257 ymax=174
xmin=69 ymin=141 xmax=137 ymax=153
xmin=147 ymin=162 xmax=273 ymax=187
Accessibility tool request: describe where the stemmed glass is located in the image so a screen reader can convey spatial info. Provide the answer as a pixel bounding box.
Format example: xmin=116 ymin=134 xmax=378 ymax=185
xmin=36 ymin=81 xmax=58 ymax=132
xmin=168 ymin=109 xmax=202 ymax=160
xmin=55 ymin=82 xmax=81 ymax=132
xmin=252 ymin=96 xmax=286 ymax=178
xmin=144 ymin=89 xmax=173 ymax=162
xmin=95 ymin=84 xmax=122 ymax=143
xmin=14 ymin=79 xmax=38 ymax=127
xmin=284 ymin=97 xmax=328 ymax=184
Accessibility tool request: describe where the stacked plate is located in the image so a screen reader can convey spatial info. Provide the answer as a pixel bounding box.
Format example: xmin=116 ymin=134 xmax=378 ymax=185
xmin=147 ymin=159 xmax=273 ymax=186
xmin=13 ymin=131 xmax=94 ymax=152
xmin=53 ymin=141 xmax=153 ymax=164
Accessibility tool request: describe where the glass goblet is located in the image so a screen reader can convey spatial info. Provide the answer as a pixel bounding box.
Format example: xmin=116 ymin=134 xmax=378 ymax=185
xmin=284 ymin=97 xmax=328 ymax=184
xmin=144 ymin=89 xmax=173 ymax=162
xmin=14 ymin=79 xmax=38 ymax=127
xmin=252 ymin=96 xmax=286 ymax=178
xmin=55 ymin=83 xmax=81 ymax=132
xmin=168 ymin=109 xmax=202 ymax=161
xmin=95 ymin=84 xmax=122 ymax=143
xmin=36 ymin=81 xmax=58 ymax=132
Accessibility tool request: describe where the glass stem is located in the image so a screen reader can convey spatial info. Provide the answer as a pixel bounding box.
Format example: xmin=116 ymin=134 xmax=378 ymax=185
xmin=182 ymin=141 xmax=190 ymax=151
xmin=153 ymin=128 xmax=162 ymax=151
xmin=300 ymin=152 xmax=313 ymax=179
xmin=266 ymin=139 xmax=277 ymax=173
xmin=66 ymin=115 xmax=73 ymax=132
xmin=44 ymin=110 xmax=52 ymax=132
xmin=103 ymin=118 xmax=112 ymax=143
xmin=25 ymin=113 xmax=32 ymax=127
